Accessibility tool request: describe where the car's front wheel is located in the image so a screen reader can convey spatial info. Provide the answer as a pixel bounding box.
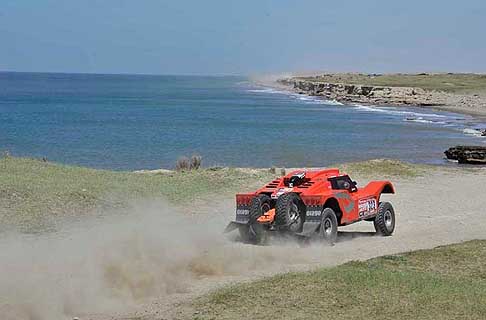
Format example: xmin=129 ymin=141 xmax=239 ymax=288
xmin=373 ymin=202 xmax=395 ymax=236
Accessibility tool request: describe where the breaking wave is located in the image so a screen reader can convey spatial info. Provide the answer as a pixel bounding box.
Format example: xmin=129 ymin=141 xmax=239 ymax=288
xmin=352 ymin=104 xmax=448 ymax=118
xmin=247 ymin=86 xmax=343 ymax=106
xmin=246 ymin=84 xmax=485 ymax=140
xmin=403 ymin=117 xmax=448 ymax=125
xmin=246 ymin=88 xmax=290 ymax=95
xmin=463 ymin=128 xmax=485 ymax=137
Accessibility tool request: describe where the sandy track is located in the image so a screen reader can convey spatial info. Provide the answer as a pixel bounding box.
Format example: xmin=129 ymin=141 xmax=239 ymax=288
xmin=2 ymin=169 xmax=486 ymax=320
xmin=131 ymin=169 xmax=486 ymax=320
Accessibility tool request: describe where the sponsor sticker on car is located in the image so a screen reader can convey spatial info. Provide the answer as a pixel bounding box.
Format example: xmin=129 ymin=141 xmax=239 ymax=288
xmin=236 ymin=209 xmax=249 ymax=216
xmin=358 ymin=197 xmax=377 ymax=218
xmin=235 ymin=208 xmax=250 ymax=222
xmin=306 ymin=210 xmax=321 ymax=217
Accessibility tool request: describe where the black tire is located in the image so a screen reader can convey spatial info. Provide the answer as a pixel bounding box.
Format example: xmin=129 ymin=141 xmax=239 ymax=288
xmin=249 ymin=194 xmax=271 ymax=223
xmin=319 ymin=208 xmax=338 ymax=245
xmin=275 ymin=193 xmax=305 ymax=233
xmin=240 ymin=194 xmax=271 ymax=244
xmin=373 ymin=202 xmax=395 ymax=236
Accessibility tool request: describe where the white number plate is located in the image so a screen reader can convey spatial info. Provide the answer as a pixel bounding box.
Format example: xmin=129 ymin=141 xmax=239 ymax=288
xmin=306 ymin=210 xmax=321 ymax=217
xmin=236 ymin=209 xmax=249 ymax=216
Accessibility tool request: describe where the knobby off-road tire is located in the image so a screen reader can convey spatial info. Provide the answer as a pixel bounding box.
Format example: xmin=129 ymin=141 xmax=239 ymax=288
xmin=275 ymin=193 xmax=305 ymax=233
xmin=373 ymin=202 xmax=395 ymax=236
xmin=249 ymin=194 xmax=271 ymax=223
xmin=240 ymin=194 xmax=271 ymax=244
xmin=319 ymin=208 xmax=338 ymax=245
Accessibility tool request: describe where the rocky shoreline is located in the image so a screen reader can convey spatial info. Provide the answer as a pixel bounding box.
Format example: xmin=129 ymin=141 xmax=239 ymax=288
xmin=275 ymin=74 xmax=486 ymax=165
xmin=277 ymin=75 xmax=486 ymax=118
xmin=444 ymin=146 xmax=486 ymax=164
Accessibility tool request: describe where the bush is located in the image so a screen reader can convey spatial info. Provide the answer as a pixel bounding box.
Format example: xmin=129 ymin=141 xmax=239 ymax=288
xmin=175 ymin=155 xmax=202 ymax=171
xmin=175 ymin=157 xmax=190 ymax=171
xmin=190 ymin=155 xmax=202 ymax=170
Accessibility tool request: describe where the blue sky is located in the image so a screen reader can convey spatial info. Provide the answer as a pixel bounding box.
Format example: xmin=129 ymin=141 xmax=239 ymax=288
xmin=1 ymin=0 xmax=485 ymax=75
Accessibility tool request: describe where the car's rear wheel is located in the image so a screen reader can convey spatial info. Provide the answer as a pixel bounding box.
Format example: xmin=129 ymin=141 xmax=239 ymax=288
xmin=373 ymin=202 xmax=395 ymax=236
xmin=249 ymin=194 xmax=271 ymax=222
xmin=275 ymin=193 xmax=305 ymax=233
xmin=319 ymin=208 xmax=338 ymax=245
xmin=240 ymin=194 xmax=271 ymax=244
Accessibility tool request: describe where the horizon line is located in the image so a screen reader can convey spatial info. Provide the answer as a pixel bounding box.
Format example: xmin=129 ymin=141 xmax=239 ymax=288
xmin=0 ymin=70 xmax=248 ymax=77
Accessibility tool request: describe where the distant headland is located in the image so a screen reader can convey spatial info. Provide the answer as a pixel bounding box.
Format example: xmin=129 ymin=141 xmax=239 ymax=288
xmin=277 ymin=73 xmax=486 ymax=118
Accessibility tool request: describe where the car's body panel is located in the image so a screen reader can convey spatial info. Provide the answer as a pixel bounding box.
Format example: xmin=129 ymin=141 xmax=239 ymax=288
xmin=234 ymin=169 xmax=394 ymax=227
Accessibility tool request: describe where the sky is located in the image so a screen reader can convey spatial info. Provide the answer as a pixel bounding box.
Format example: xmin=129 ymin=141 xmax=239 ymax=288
xmin=1 ymin=0 xmax=486 ymax=75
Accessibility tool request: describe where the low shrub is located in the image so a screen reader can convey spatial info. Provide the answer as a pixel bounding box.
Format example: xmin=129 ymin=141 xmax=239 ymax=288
xmin=175 ymin=156 xmax=190 ymax=171
xmin=175 ymin=155 xmax=202 ymax=171
xmin=190 ymin=155 xmax=202 ymax=170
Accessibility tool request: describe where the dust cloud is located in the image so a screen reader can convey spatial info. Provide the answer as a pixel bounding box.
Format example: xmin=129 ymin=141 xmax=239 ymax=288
xmin=0 ymin=200 xmax=324 ymax=320
xmin=3 ymin=173 xmax=486 ymax=319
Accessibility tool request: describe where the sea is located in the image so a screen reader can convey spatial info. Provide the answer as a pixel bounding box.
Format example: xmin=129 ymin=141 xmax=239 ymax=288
xmin=1 ymin=72 xmax=484 ymax=170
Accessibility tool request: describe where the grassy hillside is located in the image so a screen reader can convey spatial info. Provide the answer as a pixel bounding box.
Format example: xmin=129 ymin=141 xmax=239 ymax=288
xmin=296 ymin=73 xmax=486 ymax=94
xmin=337 ymin=159 xmax=425 ymax=178
xmin=0 ymin=156 xmax=424 ymax=232
xmin=0 ymin=156 xmax=274 ymax=231
xmin=193 ymin=240 xmax=486 ymax=320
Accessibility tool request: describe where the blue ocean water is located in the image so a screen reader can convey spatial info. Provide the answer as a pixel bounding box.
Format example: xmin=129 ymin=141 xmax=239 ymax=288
xmin=0 ymin=72 xmax=484 ymax=170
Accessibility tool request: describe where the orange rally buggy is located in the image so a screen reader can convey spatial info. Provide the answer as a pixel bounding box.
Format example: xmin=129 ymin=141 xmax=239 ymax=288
xmin=225 ymin=168 xmax=396 ymax=244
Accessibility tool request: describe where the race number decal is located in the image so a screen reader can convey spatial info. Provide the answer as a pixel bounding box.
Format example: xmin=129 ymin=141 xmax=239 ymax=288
xmin=358 ymin=198 xmax=377 ymax=218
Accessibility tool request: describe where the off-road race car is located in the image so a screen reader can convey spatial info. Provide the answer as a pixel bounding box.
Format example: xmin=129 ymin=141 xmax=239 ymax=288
xmin=225 ymin=168 xmax=395 ymax=244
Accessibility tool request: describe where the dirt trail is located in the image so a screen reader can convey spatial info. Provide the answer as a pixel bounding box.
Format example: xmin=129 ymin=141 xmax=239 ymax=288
xmin=1 ymin=169 xmax=486 ymax=320
xmin=145 ymin=169 xmax=486 ymax=320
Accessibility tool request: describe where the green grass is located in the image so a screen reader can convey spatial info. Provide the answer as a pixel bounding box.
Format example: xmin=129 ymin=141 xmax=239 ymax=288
xmin=0 ymin=156 xmax=430 ymax=232
xmin=296 ymin=73 xmax=486 ymax=94
xmin=193 ymin=240 xmax=486 ymax=320
xmin=337 ymin=159 xmax=427 ymax=178
xmin=0 ymin=156 xmax=274 ymax=231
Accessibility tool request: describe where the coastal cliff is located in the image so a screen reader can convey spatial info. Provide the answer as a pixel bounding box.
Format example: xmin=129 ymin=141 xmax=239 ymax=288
xmin=279 ymin=77 xmax=445 ymax=107
xmin=277 ymin=74 xmax=486 ymax=117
